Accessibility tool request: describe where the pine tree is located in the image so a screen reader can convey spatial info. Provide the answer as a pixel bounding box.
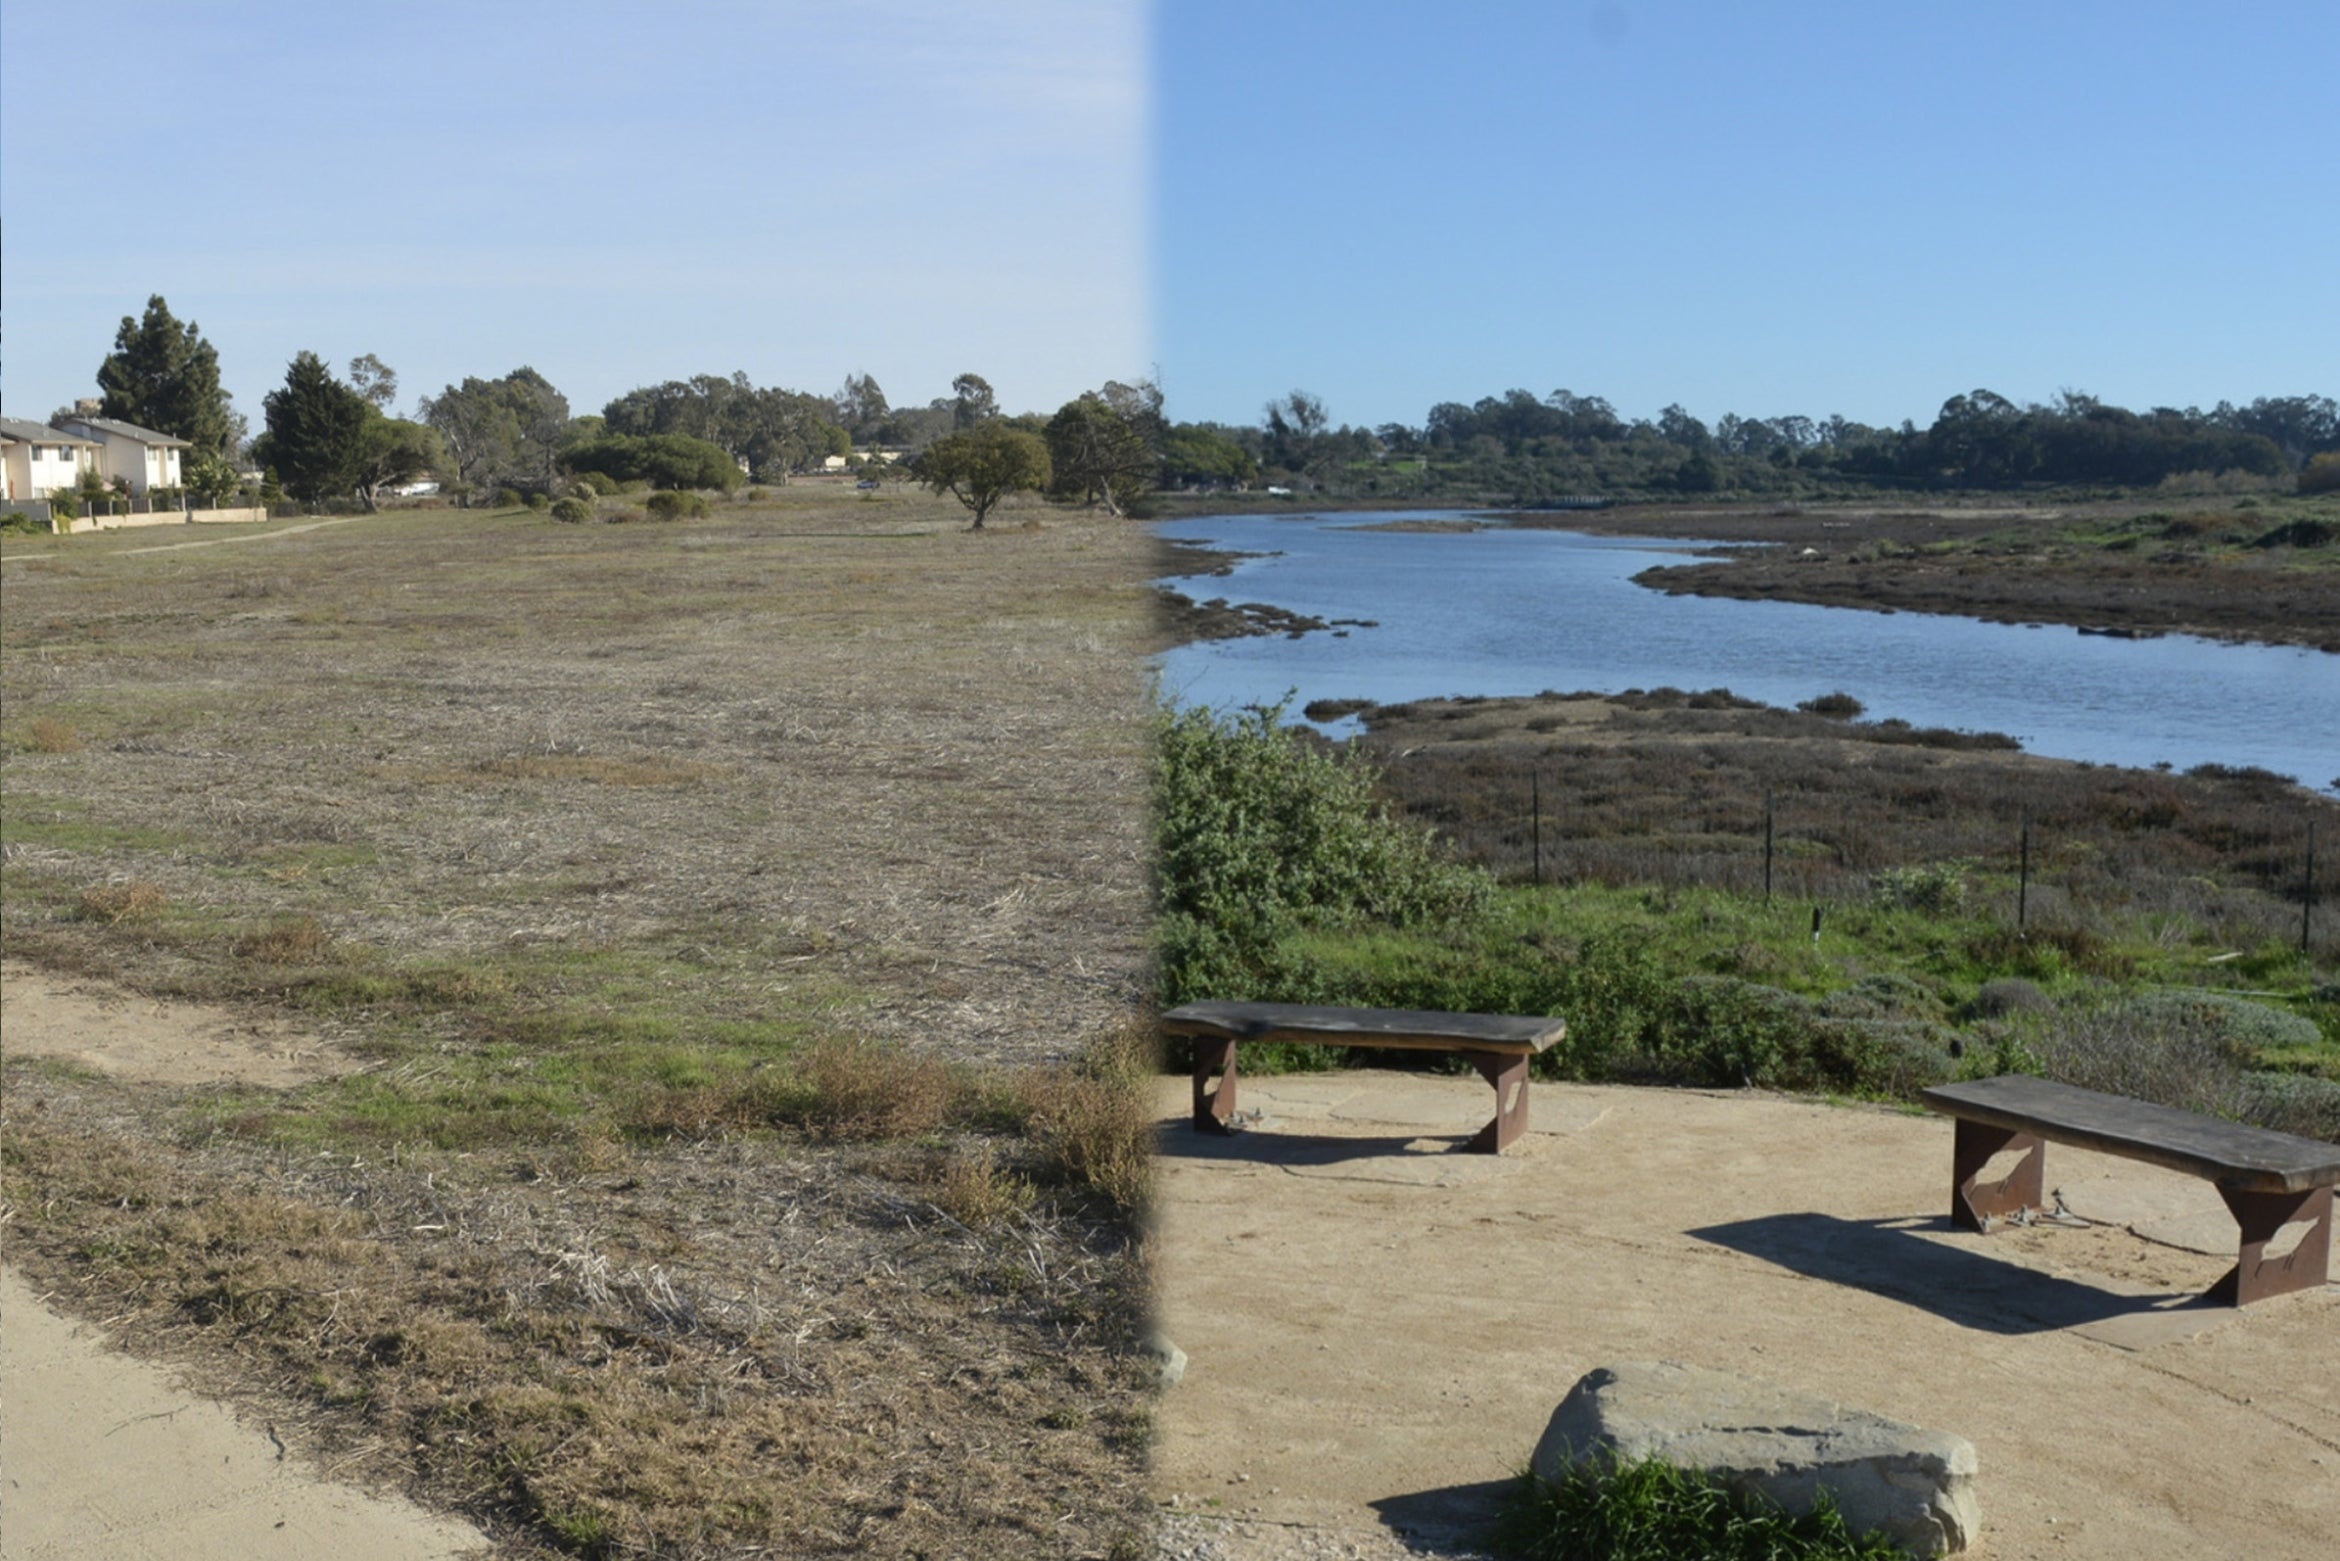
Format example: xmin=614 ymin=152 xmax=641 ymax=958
xmin=94 ymin=295 xmax=237 ymax=456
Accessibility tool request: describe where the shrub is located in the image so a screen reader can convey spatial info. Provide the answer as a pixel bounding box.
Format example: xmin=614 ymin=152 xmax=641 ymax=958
xmin=2021 ymin=990 xmax=2321 ymax=1126
xmin=1965 ymin=978 xmax=2052 ymax=1020
xmin=549 ymin=496 xmax=593 ymax=524
xmin=1492 ymin=1453 xmax=1902 ymax=1561
xmin=1796 ymin=691 xmax=1864 ymax=719
xmin=643 ymin=490 xmax=708 ymax=522
xmin=1154 ymin=700 xmax=1491 ymax=1003
xmin=2240 ymin=1072 xmax=2340 ymax=1141
xmin=564 ymin=433 xmax=746 ymax=493
xmin=2297 ymin=452 xmax=2340 ymax=495
xmin=525 ymin=491 xmax=551 ymax=512
xmin=21 ymin=717 xmax=83 ymax=754
xmin=1869 ymin=860 xmax=1972 ymax=914
xmin=573 ymin=470 xmax=620 ymax=496
xmin=493 ymin=487 xmax=524 ymax=509
xmin=75 ymin=880 xmax=168 ymax=924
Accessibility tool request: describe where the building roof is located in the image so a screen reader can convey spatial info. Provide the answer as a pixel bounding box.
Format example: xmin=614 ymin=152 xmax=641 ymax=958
xmin=0 ymin=417 xmax=100 ymax=446
xmin=56 ymin=415 xmax=193 ymax=448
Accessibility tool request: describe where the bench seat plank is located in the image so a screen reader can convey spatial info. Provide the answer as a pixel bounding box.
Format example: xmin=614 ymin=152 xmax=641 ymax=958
xmin=1921 ymin=1075 xmax=2340 ymax=1195
xmin=1161 ymin=1000 xmax=1565 ymax=1057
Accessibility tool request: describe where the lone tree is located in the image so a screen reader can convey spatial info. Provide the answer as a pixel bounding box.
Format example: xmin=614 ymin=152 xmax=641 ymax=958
xmin=915 ymin=421 xmax=1051 ymax=528
xmin=95 ymin=295 xmax=238 ymax=457
xmin=1045 ymin=379 xmax=1164 ymax=516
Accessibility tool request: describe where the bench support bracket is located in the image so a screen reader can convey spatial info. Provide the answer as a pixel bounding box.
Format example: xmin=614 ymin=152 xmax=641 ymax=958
xmin=1949 ymin=1119 xmax=2045 ymax=1232
xmin=1191 ymin=1037 xmax=1240 ymax=1136
xmin=1461 ymin=1050 xmax=1530 ymax=1155
xmin=2212 ymin=1184 xmax=2333 ymax=1307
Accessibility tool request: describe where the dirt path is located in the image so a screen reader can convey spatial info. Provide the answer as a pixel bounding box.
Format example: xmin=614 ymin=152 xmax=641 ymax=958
xmin=1 ymin=966 xmax=488 ymax=1559
xmin=1149 ymin=1072 xmax=2339 ymax=1559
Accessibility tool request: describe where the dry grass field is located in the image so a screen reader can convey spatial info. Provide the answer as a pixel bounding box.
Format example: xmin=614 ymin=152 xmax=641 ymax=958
xmin=2 ymin=488 xmax=1165 ymax=1558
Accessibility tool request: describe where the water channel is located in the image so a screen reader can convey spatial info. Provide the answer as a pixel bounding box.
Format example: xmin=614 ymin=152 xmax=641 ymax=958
xmin=1154 ymin=511 xmax=2340 ymax=796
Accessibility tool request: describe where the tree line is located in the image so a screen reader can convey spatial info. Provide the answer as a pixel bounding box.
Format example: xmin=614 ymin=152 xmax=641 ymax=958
xmin=1203 ymin=385 xmax=2339 ymax=502
xmin=59 ymin=294 xmax=2338 ymax=518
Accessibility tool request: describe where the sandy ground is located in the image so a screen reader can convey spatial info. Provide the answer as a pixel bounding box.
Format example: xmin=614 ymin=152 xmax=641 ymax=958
xmin=1149 ymin=1071 xmax=2339 ymax=1560
xmin=0 ymin=965 xmax=487 ymax=1560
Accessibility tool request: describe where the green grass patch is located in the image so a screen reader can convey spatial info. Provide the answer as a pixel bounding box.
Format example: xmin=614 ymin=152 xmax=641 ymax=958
xmin=1490 ymin=1456 xmax=1902 ymax=1561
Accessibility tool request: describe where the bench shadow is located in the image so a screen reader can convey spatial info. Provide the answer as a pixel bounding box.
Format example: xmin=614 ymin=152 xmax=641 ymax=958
xmin=1154 ymin=1121 xmax=1478 ymax=1167
xmin=1369 ymin=1476 xmax=1515 ymax=1552
xmin=1689 ymin=1212 xmax=2209 ymax=1334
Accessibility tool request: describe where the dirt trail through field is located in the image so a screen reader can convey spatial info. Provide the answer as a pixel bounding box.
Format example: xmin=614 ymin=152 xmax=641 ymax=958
xmin=1150 ymin=1072 xmax=2339 ymax=1560
xmin=1 ymin=966 xmax=488 ymax=1560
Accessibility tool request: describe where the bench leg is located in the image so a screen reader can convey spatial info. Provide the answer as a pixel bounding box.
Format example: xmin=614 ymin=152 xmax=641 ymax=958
xmin=2210 ymin=1184 xmax=2332 ymax=1306
xmin=1949 ymin=1119 xmax=2046 ymax=1233
xmin=1191 ymin=1037 xmax=1239 ymax=1136
xmin=1461 ymin=1050 xmax=1529 ymax=1155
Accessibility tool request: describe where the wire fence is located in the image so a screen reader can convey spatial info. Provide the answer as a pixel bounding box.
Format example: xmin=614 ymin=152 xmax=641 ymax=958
xmin=1383 ymin=755 xmax=2333 ymax=960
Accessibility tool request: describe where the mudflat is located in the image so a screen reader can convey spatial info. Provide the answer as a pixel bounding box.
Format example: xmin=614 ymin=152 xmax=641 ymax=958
xmin=1151 ymin=1070 xmax=2339 ymax=1560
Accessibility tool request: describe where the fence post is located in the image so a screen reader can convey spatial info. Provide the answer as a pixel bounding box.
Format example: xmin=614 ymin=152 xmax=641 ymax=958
xmin=2306 ymin=817 xmax=2318 ymax=956
xmin=2018 ymin=810 xmax=2030 ymax=935
xmin=1763 ymin=789 xmax=1775 ymax=905
xmin=1531 ymin=768 xmax=1542 ymax=886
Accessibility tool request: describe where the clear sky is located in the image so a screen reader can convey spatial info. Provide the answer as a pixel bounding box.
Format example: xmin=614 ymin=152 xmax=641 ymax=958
xmin=9 ymin=3 xmax=2333 ymax=445
xmin=1155 ymin=0 xmax=2340 ymax=434
xmin=2 ymin=1 xmax=1149 ymax=428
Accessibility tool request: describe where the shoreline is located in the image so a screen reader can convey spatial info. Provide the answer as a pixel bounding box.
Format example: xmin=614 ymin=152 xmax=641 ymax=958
xmin=1154 ymin=497 xmax=2340 ymax=655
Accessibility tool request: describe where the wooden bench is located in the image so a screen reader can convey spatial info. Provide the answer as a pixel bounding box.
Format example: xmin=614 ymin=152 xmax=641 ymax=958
xmin=1921 ymin=1074 xmax=2339 ymax=1306
xmin=1160 ymin=1001 xmax=1567 ymax=1154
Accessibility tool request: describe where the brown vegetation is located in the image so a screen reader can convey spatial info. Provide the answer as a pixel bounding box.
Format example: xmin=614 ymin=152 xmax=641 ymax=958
xmin=1 ymin=489 xmax=1160 ymax=1558
xmin=1351 ymin=690 xmax=2336 ymax=960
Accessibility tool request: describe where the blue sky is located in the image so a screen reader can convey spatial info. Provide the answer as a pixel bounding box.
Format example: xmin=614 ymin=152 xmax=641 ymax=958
xmin=3 ymin=1 xmax=1149 ymax=428
xmin=7 ymin=3 xmax=2333 ymax=443
xmin=1155 ymin=0 xmax=2340 ymax=433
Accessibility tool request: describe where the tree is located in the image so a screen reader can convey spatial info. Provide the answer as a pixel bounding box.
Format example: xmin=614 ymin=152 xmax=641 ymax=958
xmin=419 ymin=367 xmax=573 ymax=502
xmin=950 ymin=372 xmax=998 ymax=430
xmin=565 ymin=433 xmax=745 ymax=491
xmin=350 ymin=417 xmax=445 ymax=511
xmin=94 ymin=295 xmax=237 ymax=457
xmin=832 ymin=372 xmax=890 ymax=442
xmin=1044 ymin=379 xmax=1164 ymax=515
xmin=915 ymin=422 xmax=1051 ymax=528
xmin=253 ymin=352 xmax=370 ymax=504
xmin=347 ymin=354 xmax=399 ymax=411
xmin=602 ymin=372 xmax=845 ymax=479
xmin=1163 ymin=423 xmax=1260 ymax=489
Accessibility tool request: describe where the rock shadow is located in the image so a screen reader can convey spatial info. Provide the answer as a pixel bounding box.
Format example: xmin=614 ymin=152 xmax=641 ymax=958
xmin=1688 ymin=1212 xmax=2213 ymax=1334
xmin=1369 ymin=1476 xmax=1516 ymax=1554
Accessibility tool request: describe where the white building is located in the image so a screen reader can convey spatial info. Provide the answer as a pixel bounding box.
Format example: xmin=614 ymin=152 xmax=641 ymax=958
xmin=0 ymin=418 xmax=101 ymax=501
xmin=50 ymin=415 xmax=190 ymax=496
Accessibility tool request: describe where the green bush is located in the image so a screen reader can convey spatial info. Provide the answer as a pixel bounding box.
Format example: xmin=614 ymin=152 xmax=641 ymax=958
xmin=525 ymin=491 xmax=551 ymax=512
xmin=494 ymin=487 xmax=525 ymax=509
xmin=565 ymin=433 xmax=745 ymax=492
xmin=549 ymin=496 xmax=593 ymax=523
xmin=643 ymin=490 xmax=709 ymax=522
xmin=1492 ymin=1454 xmax=1902 ymax=1561
xmin=573 ymin=470 xmax=620 ymax=496
xmin=1870 ymin=860 xmax=1972 ymax=914
xmin=1154 ymin=701 xmax=1490 ymax=1005
xmin=2240 ymin=1072 xmax=2340 ymax=1141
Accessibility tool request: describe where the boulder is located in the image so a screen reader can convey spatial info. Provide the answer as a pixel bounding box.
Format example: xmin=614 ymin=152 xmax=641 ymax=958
xmin=1531 ymin=1361 xmax=1979 ymax=1557
xmin=1139 ymin=1330 xmax=1188 ymax=1390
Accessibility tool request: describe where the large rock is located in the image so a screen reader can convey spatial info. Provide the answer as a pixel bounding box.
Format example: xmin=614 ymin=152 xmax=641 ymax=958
xmin=1531 ymin=1361 xmax=1979 ymax=1557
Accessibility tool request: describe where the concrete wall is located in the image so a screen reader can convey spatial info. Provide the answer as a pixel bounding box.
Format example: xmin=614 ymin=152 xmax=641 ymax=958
xmin=51 ymin=505 xmax=267 ymax=535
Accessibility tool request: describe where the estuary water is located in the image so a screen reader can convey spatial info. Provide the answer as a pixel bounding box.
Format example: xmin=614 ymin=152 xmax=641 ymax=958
xmin=1154 ymin=511 xmax=2340 ymax=795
